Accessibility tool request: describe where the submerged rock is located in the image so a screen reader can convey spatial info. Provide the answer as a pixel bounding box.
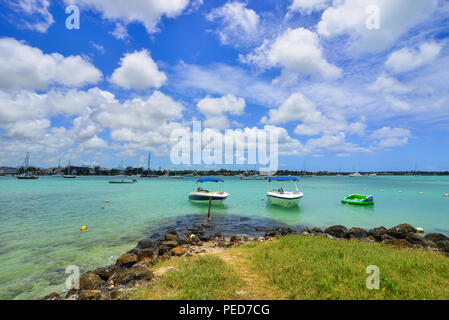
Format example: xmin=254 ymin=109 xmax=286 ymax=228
xmin=324 ymin=225 xmax=348 ymax=238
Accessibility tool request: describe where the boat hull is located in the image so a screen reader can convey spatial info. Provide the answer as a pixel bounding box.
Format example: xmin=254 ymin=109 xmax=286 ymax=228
xmin=267 ymin=192 xmax=303 ymax=208
xmin=109 ymin=179 xmax=137 ymax=184
xmin=17 ymin=176 xmax=39 ymax=180
xmin=188 ymin=193 xmax=229 ymax=204
xmin=341 ymin=194 xmax=374 ymax=205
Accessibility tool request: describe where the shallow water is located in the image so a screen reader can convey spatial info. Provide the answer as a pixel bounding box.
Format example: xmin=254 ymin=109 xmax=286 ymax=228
xmin=1 ymin=175 xmax=448 ymax=299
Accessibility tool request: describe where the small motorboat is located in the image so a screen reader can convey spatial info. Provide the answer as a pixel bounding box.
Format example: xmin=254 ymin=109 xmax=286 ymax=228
xmin=188 ymin=178 xmax=229 ymax=204
xmin=348 ymin=172 xmax=363 ymax=177
xmin=266 ymin=177 xmax=303 ymax=208
xmin=16 ymin=173 xmax=39 ymax=180
xmin=109 ymin=179 xmax=137 ymax=184
xmin=341 ymin=194 xmax=374 ymax=205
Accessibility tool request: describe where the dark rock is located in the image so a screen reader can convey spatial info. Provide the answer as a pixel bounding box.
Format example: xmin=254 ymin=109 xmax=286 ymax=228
xmin=65 ymin=288 xmax=79 ymax=300
xmin=160 ymin=240 xmax=178 ymax=248
xmin=165 ymin=233 xmax=180 ymax=242
xmin=79 ymin=290 xmax=102 ymax=300
xmin=362 ymin=235 xmax=376 ymax=243
xmin=435 ymin=240 xmax=449 ymax=252
xmin=369 ymin=226 xmax=388 ymax=241
xmin=405 ymin=233 xmax=437 ymax=248
xmin=92 ymin=265 xmax=117 ymax=281
xmin=136 ymin=238 xmax=157 ymax=250
xmin=230 ymin=235 xmax=240 ymax=242
xmin=324 ymin=225 xmax=348 ymax=238
xmin=380 ymin=234 xmax=396 ymax=241
xmin=167 ymin=227 xmax=178 ymax=236
xmin=239 ymin=217 xmax=250 ymax=221
xmin=387 ymin=224 xmax=416 ymax=239
xmin=41 ymin=292 xmax=61 ymax=300
xmin=312 ymin=227 xmax=323 ymax=234
xmin=424 ymin=233 xmax=449 ymax=244
xmin=79 ymin=273 xmax=104 ymax=290
xmin=265 ymin=227 xmax=294 ymax=237
xmin=113 ymin=265 xmax=154 ymax=285
xmin=157 ymin=244 xmax=171 ymax=255
xmin=347 ymin=227 xmax=368 ymax=239
xmin=255 ymin=227 xmax=265 ymax=231
xmin=116 ymin=253 xmax=138 ymax=268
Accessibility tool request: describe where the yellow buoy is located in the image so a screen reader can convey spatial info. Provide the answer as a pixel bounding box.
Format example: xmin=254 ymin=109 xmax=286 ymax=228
xmin=416 ymin=227 xmax=424 ymax=233
xmin=105 ymin=200 xmax=109 ymax=203
xmin=101 ymin=206 xmax=105 ymax=209
xmin=261 ymin=198 xmax=264 ymax=201
xmin=80 ymin=226 xmax=87 ymax=231
xmin=398 ymin=190 xmax=403 ymax=193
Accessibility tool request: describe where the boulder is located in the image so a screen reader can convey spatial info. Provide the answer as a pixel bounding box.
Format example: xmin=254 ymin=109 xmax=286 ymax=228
xmin=405 ymin=233 xmax=438 ymax=248
xmin=65 ymin=288 xmax=79 ymax=300
xmin=116 ymin=253 xmax=138 ymax=268
xmin=41 ymin=292 xmax=61 ymax=300
xmin=369 ymin=226 xmax=388 ymax=241
xmin=160 ymin=240 xmax=178 ymax=248
xmin=424 ymin=233 xmax=449 ymax=244
xmin=113 ymin=265 xmax=154 ymax=285
xmin=434 ymin=240 xmax=449 ymax=252
xmin=172 ymin=246 xmax=185 ymax=256
xmin=387 ymin=224 xmax=416 ymax=239
xmin=230 ymin=235 xmax=240 ymax=242
xmin=167 ymin=227 xmax=178 ymax=235
xmin=347 ymin=227 xmax=368 ymax=239
xmin=92 ymin=265 xmax=117 ymax=281
xmin=380 ymin=234 xmax=396 ymax=241
xmin=79 ymin=290 xmax=102 ymax=300
xmin=79 ymin=273 xmax=104 ymax=290
xmin=312 ymin=227 xmax=323 ymax=234
xmin=157 ymin=244 xmax=171 ymax=256
xmin=136 ymin=238 xmax=157 ymax=250
xmin=165 ymin=233 xmax=180 ymax=242
xmin=324 ymin=225 xmax=348 ymax=238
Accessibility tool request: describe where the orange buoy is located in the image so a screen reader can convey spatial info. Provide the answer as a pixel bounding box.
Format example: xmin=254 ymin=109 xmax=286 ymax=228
xmin=444 ymin=194 xmax=449 ymax=197
xmin=101 ymin=205 xmax=105 ymax=209
xmin=419 ymin=192 xmax=423 ymax=195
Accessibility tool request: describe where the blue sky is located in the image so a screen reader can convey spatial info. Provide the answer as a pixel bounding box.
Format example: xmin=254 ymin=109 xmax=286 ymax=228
xmin=0 ymin=0 xmax=448 ymax=171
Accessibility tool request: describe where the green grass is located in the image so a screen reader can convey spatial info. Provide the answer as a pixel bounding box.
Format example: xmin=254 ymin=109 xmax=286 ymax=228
xmin=241 ymin=235 xmax=449 ymax=300
xmin=127 ymin=255 xmax=244 ymax=300
xmin=129 ymin=235 xmax=449 ymax=300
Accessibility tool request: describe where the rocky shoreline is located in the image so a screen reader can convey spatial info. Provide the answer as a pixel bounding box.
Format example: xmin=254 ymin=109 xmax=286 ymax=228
xmin=42 ymin=219 xmax=449 ymax=300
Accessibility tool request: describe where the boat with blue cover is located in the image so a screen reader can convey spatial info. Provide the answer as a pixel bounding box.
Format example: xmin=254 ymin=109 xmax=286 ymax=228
xmin=188 ymin=178 xmax=229 ymax=204
xmin=267 ymin=177 xmax=303 ymax=207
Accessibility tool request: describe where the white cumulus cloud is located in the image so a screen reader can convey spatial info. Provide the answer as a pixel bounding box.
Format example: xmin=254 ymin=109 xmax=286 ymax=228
xmin=385 ymin=42 xmax=442 ymax=73
xmin=197 ymin=94 xmax=245 ymax=130
xmin=109 ymin=49 xmax=167 ymax=90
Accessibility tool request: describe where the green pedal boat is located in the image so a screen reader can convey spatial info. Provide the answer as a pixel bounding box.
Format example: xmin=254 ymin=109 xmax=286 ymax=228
xmin=341 ymin=194 xmax=374 ymax=205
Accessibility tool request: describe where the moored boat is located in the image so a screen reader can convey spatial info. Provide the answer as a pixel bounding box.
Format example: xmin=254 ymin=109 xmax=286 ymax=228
xmin=266 ymin=177 xmax=303 ymax=208
xmin=341 ymin=194 xmax=374 ymax=205
xmin=16 ymin=153 xmax=39 ymax=179
xmin=109 ymin=179 xmax=137 ymax=184
xmin=188 ymin=178 xmax=229 ymax=204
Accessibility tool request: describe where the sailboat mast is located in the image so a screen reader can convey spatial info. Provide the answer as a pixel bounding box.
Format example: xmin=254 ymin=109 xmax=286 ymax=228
xmin=148 ymin=152 xmax=151 ymax=174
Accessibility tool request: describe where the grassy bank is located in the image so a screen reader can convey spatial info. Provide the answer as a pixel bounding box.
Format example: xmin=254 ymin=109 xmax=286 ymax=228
xmin=128 ymin=235 xmax=449 ymax=300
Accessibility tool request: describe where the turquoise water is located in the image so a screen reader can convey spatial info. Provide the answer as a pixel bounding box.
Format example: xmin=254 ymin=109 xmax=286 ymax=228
xmin=1 ymin=175 xmax=449 ymax=299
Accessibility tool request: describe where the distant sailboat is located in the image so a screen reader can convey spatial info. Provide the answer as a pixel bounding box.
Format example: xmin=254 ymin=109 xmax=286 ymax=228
xmin=140 ymin=152 xmax=158 ymax=178
xmin=16 ymin=152 xmax=39 ymax=179
xmin=64 ymin=161 xmax=76 ymax=178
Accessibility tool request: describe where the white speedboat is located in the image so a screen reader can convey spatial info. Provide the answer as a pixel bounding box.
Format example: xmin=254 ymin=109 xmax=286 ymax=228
xmin=266 ymin=177 xmax=303 ymax=208
xmin=188 ymin=178 xmax=229 ymax=204
xmin=348 ymin=172 xmax=362 ymax=177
